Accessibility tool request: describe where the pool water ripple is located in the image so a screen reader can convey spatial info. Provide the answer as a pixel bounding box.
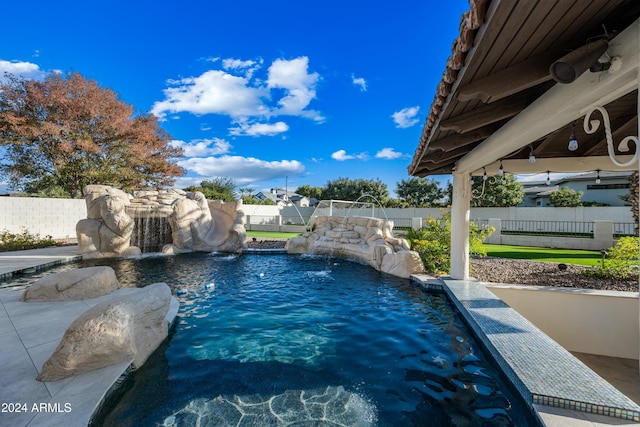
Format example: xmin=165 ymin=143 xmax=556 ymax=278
xmin=76 ymin=253 xmax=539 ymax=426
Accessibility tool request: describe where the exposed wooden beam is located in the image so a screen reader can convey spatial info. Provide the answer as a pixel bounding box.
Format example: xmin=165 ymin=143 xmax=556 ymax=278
xmin=439 ymin=96 xmax=529 ymax=133
xmin=457 ymin=51 xmax=558 ymax=103
xmin=475 ymin=156 xmax=636 ymax=176
xmin=428 ymin=125 xmax=496 ymax=152
xmin=424 ymin=146 xmax=474 ymax=164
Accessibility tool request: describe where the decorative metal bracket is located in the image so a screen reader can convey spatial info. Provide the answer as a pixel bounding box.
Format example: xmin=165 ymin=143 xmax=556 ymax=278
xmin=583 ymin=106 xmax=638 ymax=167
xmin=470 ymin=169 xmax=502 ymax=199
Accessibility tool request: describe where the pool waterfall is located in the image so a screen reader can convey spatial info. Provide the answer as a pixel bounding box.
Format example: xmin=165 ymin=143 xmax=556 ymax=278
xmin=127 ymin=204 xmax=173 ymax=253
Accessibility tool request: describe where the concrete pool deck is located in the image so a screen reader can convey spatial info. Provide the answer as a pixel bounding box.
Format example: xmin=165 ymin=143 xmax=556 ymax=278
xmin=0 ymin=246 xmax=638 ymax=426
xmin=0 ymin=246 xmax=179 ymax=427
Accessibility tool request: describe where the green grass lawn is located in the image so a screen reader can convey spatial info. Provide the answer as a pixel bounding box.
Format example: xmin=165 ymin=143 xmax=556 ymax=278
xmin=483 ymin=244 xmax=603 ymax=267
xmin=246 ymin=231 xmax=301 ymax=239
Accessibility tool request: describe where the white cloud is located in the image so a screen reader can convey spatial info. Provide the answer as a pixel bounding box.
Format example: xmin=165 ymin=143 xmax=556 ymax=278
xmin=222 ymin=58 xmax=257 ymax=70
xmin=151 ymin=56 xmax=323 ymax=128
xmin=375 ymin=147 xmax=403 ymax=159
xmin=177 ymin=156 xmax=305 ymax=185
xmin=392 ymin=106 xmax=420 ymax=128
xmin=228 ymin=120 xmax=289 ymax=137
xmin=351 ymin=74 xmax=367 ymax=91
xmin=267 ymin=57 xmax=323 ymax=121
xmin=0 ymin=59 xmax=46 ymax=82
xmin=331 ymin=149 xmax=368 ymax=161
xmin=169 ymin=138 xmax=231 ymax=157
xmin=151 ymin=70 xmax=269 ymax=120
xmin=222 ymin=57 xmax=262 ymax=79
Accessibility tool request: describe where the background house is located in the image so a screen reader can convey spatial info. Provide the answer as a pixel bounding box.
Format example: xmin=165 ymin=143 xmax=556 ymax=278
xmin=254 ymin=189 xmax=312 ymax=207
xmin=521 ymin=171 xmax=632 ymax=206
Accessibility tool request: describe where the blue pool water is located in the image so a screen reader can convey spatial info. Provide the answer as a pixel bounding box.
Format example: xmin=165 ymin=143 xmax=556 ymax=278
xmin=85 ymin=253 xmax=539 ymax=426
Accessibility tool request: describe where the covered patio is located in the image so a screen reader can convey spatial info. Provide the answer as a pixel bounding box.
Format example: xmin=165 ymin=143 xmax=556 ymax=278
xmin=408 ymin=0 xmax=638 ymax=280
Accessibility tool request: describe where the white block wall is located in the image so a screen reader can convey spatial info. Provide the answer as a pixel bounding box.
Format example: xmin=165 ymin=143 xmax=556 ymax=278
xmin=0 ymin=197 xmax=87 ymax=239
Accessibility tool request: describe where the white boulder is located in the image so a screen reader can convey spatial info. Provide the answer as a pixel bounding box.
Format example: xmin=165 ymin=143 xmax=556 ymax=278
xmin=37 ymin=283 xmax=172 ymax=382
xmin=22 ymin=266 xmax=120 ymax=302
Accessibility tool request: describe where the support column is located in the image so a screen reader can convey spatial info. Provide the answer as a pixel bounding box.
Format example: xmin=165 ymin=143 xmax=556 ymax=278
xmin=450 ymin=172 xmax=471 ymax=280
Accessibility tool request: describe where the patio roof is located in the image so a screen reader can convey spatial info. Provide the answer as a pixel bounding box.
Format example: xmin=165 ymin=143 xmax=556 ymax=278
xmin=408 ymin=0 xmax=639 ymax=178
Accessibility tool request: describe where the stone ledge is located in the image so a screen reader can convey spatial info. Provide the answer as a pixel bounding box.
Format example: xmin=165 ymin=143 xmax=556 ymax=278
xmin=411 ymin=274 xmax=640 ymax=422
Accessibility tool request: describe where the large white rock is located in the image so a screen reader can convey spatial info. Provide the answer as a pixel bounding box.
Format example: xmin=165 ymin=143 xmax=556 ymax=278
xmin=22 ymin=266 xmax=120 ymax=302
xmin=287 ymin=216 xmax=425 ymax=278
xmin=37 ymin=283 xmax=172 ymax=382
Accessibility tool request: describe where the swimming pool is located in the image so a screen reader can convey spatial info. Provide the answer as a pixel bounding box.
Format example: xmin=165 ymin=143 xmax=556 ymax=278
xmin=84 ymin=253 xmax=539 ymax=426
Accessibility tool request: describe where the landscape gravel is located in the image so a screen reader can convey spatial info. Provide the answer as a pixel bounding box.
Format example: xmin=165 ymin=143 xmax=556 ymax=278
xmin=471 ymin=256 xmax=637 ymax=292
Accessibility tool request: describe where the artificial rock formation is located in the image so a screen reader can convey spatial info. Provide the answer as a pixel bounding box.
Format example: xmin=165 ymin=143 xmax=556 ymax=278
xmin=163 ymin=192 xmax=246 ymax=255
xmin=37 ymin=282 xmax=172 ymax=382
xmin=286 ymin=216 xmax=425 ymax=278
xmin=76 ymin=185 xmax=246 ymax=258
xmin=22 ymin=266 xmax=119 ymax=302
xmin=77 ymin=185 xmax=139 ymax=258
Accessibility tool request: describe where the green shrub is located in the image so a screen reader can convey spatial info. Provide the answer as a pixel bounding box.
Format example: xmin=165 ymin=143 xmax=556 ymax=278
xmin=406 ymin=210 xmax=494 ymax=274
xmin=0 ymin=228 xmax=60 ymax=252
xmin=582 ymin=237 xmax=639 ymax=280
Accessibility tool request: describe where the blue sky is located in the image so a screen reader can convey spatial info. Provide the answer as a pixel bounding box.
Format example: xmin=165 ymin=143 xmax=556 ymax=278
xmin=1 ymin=0 xmax=472 ymax=196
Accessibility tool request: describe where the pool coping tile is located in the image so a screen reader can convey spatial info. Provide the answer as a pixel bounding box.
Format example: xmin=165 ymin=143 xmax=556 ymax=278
xmin=411 ymin=273 xmax=640 ymax=423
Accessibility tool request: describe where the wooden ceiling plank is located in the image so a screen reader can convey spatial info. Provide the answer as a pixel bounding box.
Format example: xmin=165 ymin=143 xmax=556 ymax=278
xmin=507 ymin=0 xmax=573 ymax=64
xmin=490 ymin=1 xmax=559 ymax=68
xmin=536 ymin=0 xmax=619 ymax=55
xmin=465 ymin=1 xmax=537 ymax=82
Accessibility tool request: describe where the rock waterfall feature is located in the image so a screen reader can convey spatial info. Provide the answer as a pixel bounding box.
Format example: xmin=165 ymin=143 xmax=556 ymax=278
xmin=286 ymin=216 xmax=425 ymax=278
xmin=76 ymin=185 xmax=246 ymax=258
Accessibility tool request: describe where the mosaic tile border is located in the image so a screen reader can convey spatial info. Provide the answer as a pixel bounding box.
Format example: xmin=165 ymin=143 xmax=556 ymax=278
xmin=411 ymin=274 xmax=640 ymax=423
xmin=533 ymin=394 xmax=640 ymax=421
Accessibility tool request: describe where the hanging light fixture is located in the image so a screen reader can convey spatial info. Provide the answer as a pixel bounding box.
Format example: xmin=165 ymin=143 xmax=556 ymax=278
xmin=498 ymin=160 xmax=504 ymax=176
xmin=568 ymin=121 xmax=578 ymax=151
xmin=482 ymin=167 xmax=488 ymax=181
xmin=528 ymin=145 xmax=536 ymax=164
xmin=595 ymin=169 xmax=601 ymax=184
xmin=546 ymin=171 xmax=551 ymax=186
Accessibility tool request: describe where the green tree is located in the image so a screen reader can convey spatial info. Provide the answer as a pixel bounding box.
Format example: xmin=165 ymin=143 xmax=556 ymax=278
xmin=396 ymin=176 xmax=445 ymax=207
xmin=321 ymin=177 xmax=389 ymax=205
xmin=550 ymin=187 xmax=583 ymax=207
xmin=0 ymin=72 xmax=183 ymax=198
xmin=184 ymin=177 xmax=237 ymax=201
xmin=238 ymin=187 xmax=255 ymax=200
xmin=295 ymin=184 xmax=323 ymax=200
xmin=406 ymin=210 xmax=494 ymax=274
xmin=470 ymin=174 xmax=524 ymax=207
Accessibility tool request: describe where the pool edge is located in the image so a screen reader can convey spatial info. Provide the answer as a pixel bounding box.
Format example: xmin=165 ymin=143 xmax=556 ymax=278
xmin=411 ymin=273 xmax=640 ymax=423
